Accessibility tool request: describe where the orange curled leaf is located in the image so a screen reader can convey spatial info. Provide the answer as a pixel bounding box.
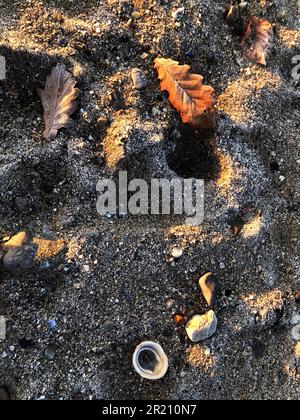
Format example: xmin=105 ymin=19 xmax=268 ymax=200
xmin=154 ymin=57 xmax=216 ymax=129
xmin=37 ymin=64 xmax=79 ymax=140
xmin=241 ymin=17 xmax=274 ymax=66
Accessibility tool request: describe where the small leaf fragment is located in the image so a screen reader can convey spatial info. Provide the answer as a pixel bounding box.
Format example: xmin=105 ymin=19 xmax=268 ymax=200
xmin=173 ymin=314 xmax=185 ymax=325
xmin=37 ymin=63 xmax=79 ymax=140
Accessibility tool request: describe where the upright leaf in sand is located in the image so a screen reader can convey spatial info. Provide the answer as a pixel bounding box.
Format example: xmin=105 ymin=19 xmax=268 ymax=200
xmin=154 ymin=58 xmax=216 ymax=129
xmin=37 ymin=64 xmax=79 ymax=140
xmin=241 ymin=17 xmax=274 ymax=66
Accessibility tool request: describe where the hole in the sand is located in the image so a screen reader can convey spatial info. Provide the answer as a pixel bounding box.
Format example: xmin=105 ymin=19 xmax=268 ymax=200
xmin=166 ymin=126 xmax=221 ymax=181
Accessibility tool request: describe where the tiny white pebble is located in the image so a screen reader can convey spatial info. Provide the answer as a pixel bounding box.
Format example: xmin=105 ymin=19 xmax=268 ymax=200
xmin=171 ymin=247 xmax=183 ymax=259
xmin=291 ymin=315 xmax=300 ymax=325
xmin=291 ymin=324 xmax=300 ymax=341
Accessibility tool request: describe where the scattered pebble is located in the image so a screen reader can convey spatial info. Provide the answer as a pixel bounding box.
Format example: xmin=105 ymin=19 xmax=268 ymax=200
xmin=131 ymin=68 xmax=147 ymax=90
xmin=199 ymin=272 xmax=218 ymax=307
xmin=103 ymin=320 xmax=114 ymax=332
xmin=57 ymin=37 xmax=67 ymax=47
xmin=172 ymin=7 xmax=185 ymax=21
xmin=166 ymin=298 xmax=175 ymax=308
xmin=185 ymin=310 xmax=218 ymax=342
xmin=295 ymin=292 xmax=300 ymax=304
xmin=291 ymin=324 xmax=300 ymax=341
xmin=171 ymin=247 xmax=183 ymax=259
xmin=0 ymin=316 xmax=6 ymax=340
xmin=0 ymin=388 xmax=9 ymax=400
xmin=295 ymin=342 xmax=300 ymax=359
xmin=2 ymin=232 xmax=37 ymax=273
xmin=45 ymin=343 xmax=58 ymax=361
xmin=185 ymin=49 xmax=194 ymax=59
xmin=152 ymin=106 xmax=160 ymax=117
xmin=48 ymin=320 xmax=57 ymax=330
xmin=219 ymin=262 xmax=225 ymax=269
xmin=291 ymin=315 xmax=300 ymax=325
xmin=207 ymin=50 xmax=216 ymax=64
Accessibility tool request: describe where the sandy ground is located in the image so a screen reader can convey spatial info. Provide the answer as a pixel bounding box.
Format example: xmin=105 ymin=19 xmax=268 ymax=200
xmin=0 ymin=0 xmax=300 ymax=400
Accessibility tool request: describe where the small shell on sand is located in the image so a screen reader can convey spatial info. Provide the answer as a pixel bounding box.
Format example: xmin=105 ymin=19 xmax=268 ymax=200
xmin=199 ymin=272 xmax=218 ymax=307
xmin=133 ymin=341 xmax=168 ymax=380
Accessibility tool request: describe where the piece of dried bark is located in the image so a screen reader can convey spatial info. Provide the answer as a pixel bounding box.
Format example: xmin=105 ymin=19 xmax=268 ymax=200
xmin=241 ymin=16 xmax=274 ymax=66
xmin=154 ymin=57 xmax=216 ymax=129
xmin=37 ymin=64 xmax=79 ymax=140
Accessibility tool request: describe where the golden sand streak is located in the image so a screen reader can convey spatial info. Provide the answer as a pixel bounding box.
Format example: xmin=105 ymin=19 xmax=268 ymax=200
xmin=242 ymin=214 xmax=262 ymax=239
xmin=33 ymin=238 xmax=66 ymax=260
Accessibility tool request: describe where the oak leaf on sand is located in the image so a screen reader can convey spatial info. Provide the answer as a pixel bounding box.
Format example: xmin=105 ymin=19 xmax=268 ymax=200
xmin=154 ymin=57 xmax=216 ymax=129
xmin=241 ymin=16 xmax=274 ymax=66
xmin=37 ymin=64 xmax=79 ymax=140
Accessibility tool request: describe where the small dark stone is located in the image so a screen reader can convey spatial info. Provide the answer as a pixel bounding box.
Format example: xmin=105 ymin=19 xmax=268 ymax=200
xmin=57 ymin=38 xmax=67 ymax=47
xmin=45 ymin=343 xmax=58 ymax=361
xmin=3 ymin=244 xmax=37 ymax=273
xmin=72 ymin=392 xmax=84 ymax=400
xmin=186 ymin=49 xmax=194 ymax=59
xmin=19 ymin=338 xmax=35 ymax=349
xmin=0 ymin=387 xmax=9 ymax=400
xmin=103 ymin=320 xmax=114 ymax=332
xmin=207 ymin=50 xmax=216 ymax=64
xmin=61 ymin=215 xmax=76 ymax=229
xmin=270 ymin=161 xmax=280 ymax=172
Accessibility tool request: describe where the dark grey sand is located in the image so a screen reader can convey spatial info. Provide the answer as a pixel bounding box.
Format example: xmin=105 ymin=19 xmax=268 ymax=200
xmin=0 ymin=0 xmax=299 ymax=400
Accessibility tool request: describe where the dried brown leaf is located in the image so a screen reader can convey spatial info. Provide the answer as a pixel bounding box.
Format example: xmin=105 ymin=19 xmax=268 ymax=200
xmin=241 ymin=16 xmax=274 ymax=66
xmin=154 ymin=57 xmax=216 ymax=129
xmin=37 ymin=64 xmax=79 ymax=140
